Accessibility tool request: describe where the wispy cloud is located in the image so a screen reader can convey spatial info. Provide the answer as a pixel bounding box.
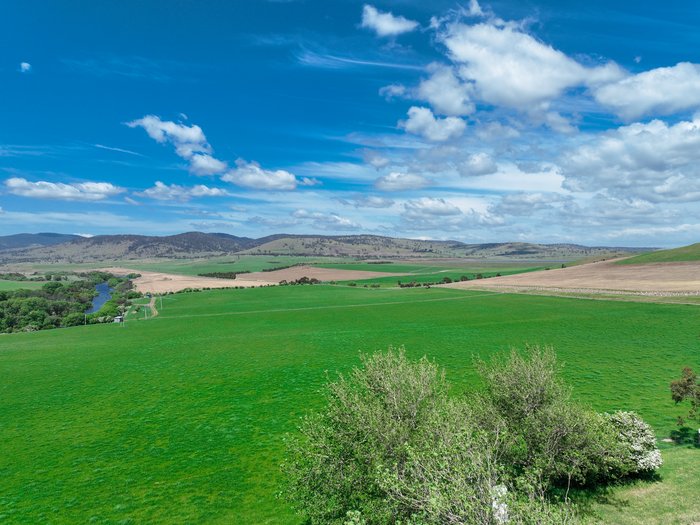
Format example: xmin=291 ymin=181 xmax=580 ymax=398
xmin=295 ymin=49 xmax=424 ymax=71
xmin=94 ymin=144 xmax=144 ymax=157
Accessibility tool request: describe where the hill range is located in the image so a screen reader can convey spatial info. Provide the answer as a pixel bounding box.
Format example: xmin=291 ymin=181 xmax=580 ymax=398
xmin=0 ymin=232 xmax=649 ymax=264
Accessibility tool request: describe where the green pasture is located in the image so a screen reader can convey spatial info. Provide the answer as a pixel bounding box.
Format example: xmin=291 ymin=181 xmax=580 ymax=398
xmin=617 ymin=242 xmax=700 ymax=264
xmin=0 ymin=280 xmax=44 ymax=291
xmin=1 ymin=285 xmax=699 ymax=523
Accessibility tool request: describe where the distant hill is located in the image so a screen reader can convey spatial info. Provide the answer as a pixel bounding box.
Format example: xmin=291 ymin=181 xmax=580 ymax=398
xmin=617 ymin=243 xmax=700 ymax=264
xmin=0 ymin=233 xmax=81 ymax=251
xmin=0 ymin=232 xmax=255 ymax=263
xmin=242 ymin=235 xmax=643 ymax=260
xmin=0 ymin=232 xmax=647 ymax=264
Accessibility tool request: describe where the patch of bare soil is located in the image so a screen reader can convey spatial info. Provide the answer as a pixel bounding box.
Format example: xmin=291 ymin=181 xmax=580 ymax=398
xmin=99 ymin=267 xmax=275 ymax=294
xmin=235 ymin=265 xmax=409 ymax=283
xmin=441 ymin=260 xmax=700 ymax=296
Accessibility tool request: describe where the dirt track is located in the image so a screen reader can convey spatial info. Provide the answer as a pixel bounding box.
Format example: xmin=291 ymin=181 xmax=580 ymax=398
xmin=101 ymin=265 xmax=406 ymax=294
xmin=442 ymin=260 xmax=700 ymax=295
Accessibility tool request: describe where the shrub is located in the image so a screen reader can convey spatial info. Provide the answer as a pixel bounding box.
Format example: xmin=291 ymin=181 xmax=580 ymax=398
xmin=282 ymin=348 xmax=578 ymax=524
xmin=281 ymin=348 xmax=448 ymax=523
xmin=474 ymin=347 xmax=626 ymax=492
xmin=605 ymin=411 xmax=663 ymax=474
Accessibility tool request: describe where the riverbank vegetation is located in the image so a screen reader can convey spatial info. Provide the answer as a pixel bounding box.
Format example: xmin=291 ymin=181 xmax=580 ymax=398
xmin=0 ymin=271 xmax=140 ymax=332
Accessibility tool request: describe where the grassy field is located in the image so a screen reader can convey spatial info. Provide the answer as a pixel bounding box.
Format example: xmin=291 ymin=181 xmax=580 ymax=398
xmin=1 ymin=285 xmax=699 ymax=523
xmin=617 ymin=243 xmax=700 ymax=264
xmin=583 ymin=446 xmax=700 ymax=525
xmin=0 ymin=279 xmax=44 ymax=291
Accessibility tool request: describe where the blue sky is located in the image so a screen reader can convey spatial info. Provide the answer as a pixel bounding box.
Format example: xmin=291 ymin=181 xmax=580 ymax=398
xmin=2 ymin=0 xmax=700 ymax=247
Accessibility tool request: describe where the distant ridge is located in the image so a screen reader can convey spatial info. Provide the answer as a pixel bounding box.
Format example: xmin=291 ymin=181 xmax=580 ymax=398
xmin=0 ymin=233 xmax=82 ymax=251
xmin=0 ymin=232 xmax=649 ymax=264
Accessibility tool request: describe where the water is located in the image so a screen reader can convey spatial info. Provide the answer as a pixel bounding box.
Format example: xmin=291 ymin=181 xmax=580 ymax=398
xmin=88 ymin=282 xmax=113 ymax=314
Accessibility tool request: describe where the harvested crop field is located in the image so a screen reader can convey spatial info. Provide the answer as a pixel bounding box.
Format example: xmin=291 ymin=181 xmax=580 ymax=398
xmin=101 ymin=265 xmax=408 ymax=293
xmin=442 ymin=259 xmax=700 ymax=295
xmin=100 ymin=267 xmax=275 ymax=293
xmin=235 ymin=265 xmax=409 ymax=283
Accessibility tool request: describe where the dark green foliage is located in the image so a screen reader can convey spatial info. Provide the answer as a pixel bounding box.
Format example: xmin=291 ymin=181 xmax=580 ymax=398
xmin=198 ymin=271 xmax=244 ymax=279
xmin=279 ymin=276 xmax=321 ymax=286
xmin=671 ymin=367 xmax=699 ymax=425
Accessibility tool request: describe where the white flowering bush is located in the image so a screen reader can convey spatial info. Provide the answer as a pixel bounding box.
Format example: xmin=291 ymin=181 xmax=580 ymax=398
xmin=606 ymin=411 xmax=663 ymax=474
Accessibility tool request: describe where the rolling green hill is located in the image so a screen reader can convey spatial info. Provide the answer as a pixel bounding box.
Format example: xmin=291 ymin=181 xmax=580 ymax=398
xmin=618 ymin=242 xmax=700 ymax=264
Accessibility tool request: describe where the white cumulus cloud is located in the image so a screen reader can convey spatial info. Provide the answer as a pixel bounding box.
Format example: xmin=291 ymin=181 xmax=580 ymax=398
xmin=594 ymin=62 xmax=700 ymax=120
xmin=19 ymin=62 xmax=31 ymax=73
xmin=222 ymin=159 xmax=298 ymax=191
xmin=400 ymin=106 xmax=466 ymax=141
xmin=375 ymin=171 xmax=430 ymax=191
xmin=561 ymin=117 xmax=700 ymax=202
xmin=126 ymin=115 xmax=227 ymax=176
xmin=188 ymin=154 xmax=228 ymax=176
xmin=458 ymin=152 xmax=498 ymax=176
xmin=439 ymin=21 xmax=623 ymax=109
xmin=361 ymin=5 xmax=419 ymax=37
xmin=140 ymin=181 xmax=230 ymax=201
xmin=416 ymin=64 xmax=475 ymax=116
xmin=5 ymin=177 xmax=124 ymax=201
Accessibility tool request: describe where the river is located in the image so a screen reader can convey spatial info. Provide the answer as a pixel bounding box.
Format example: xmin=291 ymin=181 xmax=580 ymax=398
xmin=87 ymin=282 xmax=113 ymax=314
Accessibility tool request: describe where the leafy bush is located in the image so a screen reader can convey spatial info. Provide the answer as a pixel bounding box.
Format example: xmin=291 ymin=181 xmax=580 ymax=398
xmin=475 ymin=347 xmax=626 ymax=491
xmin=605 ymin=411 xmax=663 ymax=474
xmin=282 ymin=347 xmax=663 ymax=524
xmin=282 ymin=348 xmax=448 ymax=523
xmin=282 ymin=348 xmax=579 ymax=524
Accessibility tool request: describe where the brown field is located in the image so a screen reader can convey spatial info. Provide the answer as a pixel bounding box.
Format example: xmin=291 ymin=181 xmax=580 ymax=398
xmin=99 ymin=267 xmax=275 ymax=293
xmin=101 ymin=265 xmax=408 ymax=293
xmin=442 ymin=259 xmax=700 ymax=296
xmin=235 ymin=265 xmax=409 ymax=283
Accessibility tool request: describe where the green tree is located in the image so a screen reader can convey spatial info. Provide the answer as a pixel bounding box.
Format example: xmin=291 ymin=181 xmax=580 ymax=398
xmin=671 ymin=367 xmax=700 ymax=425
